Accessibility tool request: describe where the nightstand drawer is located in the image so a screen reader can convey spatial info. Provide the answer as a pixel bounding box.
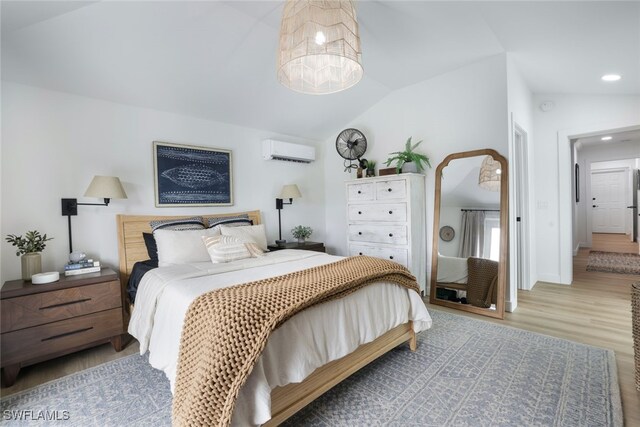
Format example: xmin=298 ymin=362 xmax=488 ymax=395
xmin=1 ymin=308 xmax=123 ymax=366
xmin=1 ymin=281 xmax=122 ymax=332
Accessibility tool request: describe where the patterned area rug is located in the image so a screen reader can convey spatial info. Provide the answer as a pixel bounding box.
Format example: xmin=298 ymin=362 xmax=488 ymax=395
xmin=1 ymin=311 xmax=622 ymax=426
xmin=586 ymin=250 xmax=640 ymax=275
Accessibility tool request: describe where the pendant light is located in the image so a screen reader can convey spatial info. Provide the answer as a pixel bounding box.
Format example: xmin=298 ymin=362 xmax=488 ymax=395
xmin=277 ymin=0 xmax=363 ymax=95
xmin=478 ymin=156 xmax=501 ymax=192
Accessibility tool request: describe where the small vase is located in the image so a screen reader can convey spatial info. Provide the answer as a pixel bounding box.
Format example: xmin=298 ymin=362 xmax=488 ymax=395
xmin=401 ymin=162 xmax=418 ymax=173
xmin=21 ymin=252 xmax=42 ymax=281
xmin=366 ymin=168 xmax=375 ymax=177
xmin=297 ymin=238 xmax=306 ymax=244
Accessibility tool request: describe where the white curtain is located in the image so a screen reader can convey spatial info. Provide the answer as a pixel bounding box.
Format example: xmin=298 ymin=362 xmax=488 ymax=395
xmin=458 ymin=210 xmax=486 ymax=258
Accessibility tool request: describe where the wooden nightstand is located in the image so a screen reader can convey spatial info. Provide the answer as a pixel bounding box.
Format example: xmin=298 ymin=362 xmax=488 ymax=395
xmin=1 ymin=268 xmax=124 ymax=387
xmin=267 ymin=241 xmax=326 ymax=253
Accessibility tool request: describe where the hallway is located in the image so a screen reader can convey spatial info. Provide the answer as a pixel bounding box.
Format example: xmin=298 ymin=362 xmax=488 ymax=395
xmin=591 ymin=232 xmax=639 ymax=254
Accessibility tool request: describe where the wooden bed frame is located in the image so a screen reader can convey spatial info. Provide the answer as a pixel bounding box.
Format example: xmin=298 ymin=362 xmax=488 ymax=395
xmin=116 ymin=211 xmax=417 ymax=425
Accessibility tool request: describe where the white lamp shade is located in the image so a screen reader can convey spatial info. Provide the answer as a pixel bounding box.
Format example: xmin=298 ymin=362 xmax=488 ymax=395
xmin=478 ymin=156 xmax=501 ymax=192
xmin=279 ymin=184 xmax=302 ymax=199
xmin=277 ymin=0 xmax=363 ymax=95
xmin=84 ymin=176 xmax=128 ymax=199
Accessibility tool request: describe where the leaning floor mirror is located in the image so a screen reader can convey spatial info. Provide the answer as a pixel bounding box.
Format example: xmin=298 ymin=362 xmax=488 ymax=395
xmin=429 ymin=149 xmax=508 ymax=319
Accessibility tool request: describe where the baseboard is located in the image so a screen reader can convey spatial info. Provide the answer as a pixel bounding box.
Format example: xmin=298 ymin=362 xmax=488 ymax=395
xmin=573 ymin=243 xmax=580 ymax=256
xmin=536 ymin=274 xmax=565 ymax=285
xmin=505 ymin=300 xmax=517 ymax=313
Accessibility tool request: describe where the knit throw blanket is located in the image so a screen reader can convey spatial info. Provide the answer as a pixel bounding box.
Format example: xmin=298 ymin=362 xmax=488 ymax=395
xmin=172 ymin=256 xmax=421 ymax=426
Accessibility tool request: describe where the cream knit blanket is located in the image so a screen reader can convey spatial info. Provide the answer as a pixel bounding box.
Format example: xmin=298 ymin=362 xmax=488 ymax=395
xmin=172 ymin=256 xmax=420 ymax=426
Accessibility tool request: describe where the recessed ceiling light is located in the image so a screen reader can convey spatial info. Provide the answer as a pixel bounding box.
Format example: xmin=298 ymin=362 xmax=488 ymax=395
xmin=601 ymin=74 xmax=621 ymax=82
xmin=601 ymin=136 xmax=613 ymax=141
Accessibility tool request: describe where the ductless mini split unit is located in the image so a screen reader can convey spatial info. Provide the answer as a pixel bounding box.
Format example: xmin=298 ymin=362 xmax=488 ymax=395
xmin=262 ymin=139 xmax=315 ymax=164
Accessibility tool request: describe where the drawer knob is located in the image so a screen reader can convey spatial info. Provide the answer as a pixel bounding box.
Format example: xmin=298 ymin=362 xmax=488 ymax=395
xmin=388 ymin=211 xmax=393 ymax=214
xmin=389 ymin=256 xmax=394 ymax=260
xmin=358 ymin=211 xmax=362 ymax=215
xmin=359 ymin=252 xmax=363 ymax=255
xmin=388 ymin=188 xmax=392 ymax=192
xmin=357 ymin=190 xmax=362 ymax=194
xmin=358 ymin=232 xmax=362 ymax=235
xmin=389 ymin=233 xmax=393 ymax=237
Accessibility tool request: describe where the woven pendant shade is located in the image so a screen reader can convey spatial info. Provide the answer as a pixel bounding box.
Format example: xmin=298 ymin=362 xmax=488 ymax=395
xmin=478 ymin=156 xmax=501 ymax=192
xmin=277 ymin=0 xmax=363 ymax=95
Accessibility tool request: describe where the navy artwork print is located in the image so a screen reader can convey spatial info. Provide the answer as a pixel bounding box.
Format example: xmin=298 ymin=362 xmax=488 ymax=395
xmin=154 ymin=142 xmax=232 ymax=206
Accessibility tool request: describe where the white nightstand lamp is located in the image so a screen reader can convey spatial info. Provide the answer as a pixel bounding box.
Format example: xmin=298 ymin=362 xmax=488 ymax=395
xmin=61 ymin=175 xmax=128 ymax=253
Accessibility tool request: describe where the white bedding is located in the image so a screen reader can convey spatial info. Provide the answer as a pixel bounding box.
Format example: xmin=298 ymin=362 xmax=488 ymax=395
xmin=128 ymin=250 xmax=432 ymax=426
xmin=437 ymin=254 xmax=469 ymax=284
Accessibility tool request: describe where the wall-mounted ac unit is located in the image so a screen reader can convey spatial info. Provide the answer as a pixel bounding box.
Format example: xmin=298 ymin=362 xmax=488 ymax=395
xmin=262 ymin=139 xmax=315 ymax=163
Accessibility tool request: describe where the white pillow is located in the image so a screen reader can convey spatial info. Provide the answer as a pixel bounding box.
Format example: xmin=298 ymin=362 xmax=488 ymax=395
xmin=202 ymin=235 xmax=265 ymax=263
xmin=154 ymin=227 xmax=220 ymax=266
xmin=220 ymin=224 xmax=268 ymax=251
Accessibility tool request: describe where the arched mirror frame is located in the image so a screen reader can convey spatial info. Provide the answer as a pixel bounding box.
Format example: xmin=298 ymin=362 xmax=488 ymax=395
xmin=429 ymin=149 xmax=509 ymax=319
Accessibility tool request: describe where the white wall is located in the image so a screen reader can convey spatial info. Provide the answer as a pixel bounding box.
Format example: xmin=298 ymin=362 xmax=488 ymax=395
xmin=323 ymin=54 xmax=509 ymax=297
xmin=506 ymin=55 xmax=535 ymax=305
xmin=438 ymin=207 xmax=463 ymax=257
xmin=1 ymin=82 xmax=326 ymax=282
xmin=532 ymin=94 xmax=640 ymax=283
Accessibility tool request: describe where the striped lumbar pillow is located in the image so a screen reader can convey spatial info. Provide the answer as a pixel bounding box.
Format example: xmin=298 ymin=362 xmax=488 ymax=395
xmin=207 ymin=215 xmax=253 ymax=233
xmin=150 ymin=216 xmax=205 ymax=232
xmin=202 ymin=235 xmax=264 ymax=263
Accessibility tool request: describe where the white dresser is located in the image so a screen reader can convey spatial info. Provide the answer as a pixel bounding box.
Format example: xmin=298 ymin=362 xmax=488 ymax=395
xmin=345 ymin=173 xmax=426 ymax=294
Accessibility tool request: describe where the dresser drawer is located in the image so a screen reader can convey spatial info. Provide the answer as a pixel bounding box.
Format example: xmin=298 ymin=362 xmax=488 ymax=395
xmin=348 ymin=224 xmax=408 ymax=245
xmin=375 ymin=179 xmax=407 ymax=200
xmin=349 ymin=244 xmax=408 ymax=268
xmin=1 ymin=281 xmax=122 ymax=333
xmin=1 ymin=308 xmax=123 ymax=366
xmin=346 ymin=182 xmax=375 ymax=201
xmin=348 ymin=203 xmax=407 ymax=222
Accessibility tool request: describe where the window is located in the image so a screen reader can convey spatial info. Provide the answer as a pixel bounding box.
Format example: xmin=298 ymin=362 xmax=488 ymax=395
xmin=483 ymin=213 xmax=500 ymax=261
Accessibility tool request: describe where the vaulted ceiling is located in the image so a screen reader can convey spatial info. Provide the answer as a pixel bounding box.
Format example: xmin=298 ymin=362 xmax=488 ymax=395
xmin=2 ymin=1 xmax=639 ymax=139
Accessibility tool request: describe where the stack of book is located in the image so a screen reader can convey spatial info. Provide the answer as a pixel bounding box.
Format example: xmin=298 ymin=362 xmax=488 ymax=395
xmin=64 ymin=259 xmax=101 ymax=276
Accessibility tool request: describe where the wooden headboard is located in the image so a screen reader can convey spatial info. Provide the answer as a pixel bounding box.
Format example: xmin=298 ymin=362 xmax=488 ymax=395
xmin=116 ymin=210 xmax=262 ymax=285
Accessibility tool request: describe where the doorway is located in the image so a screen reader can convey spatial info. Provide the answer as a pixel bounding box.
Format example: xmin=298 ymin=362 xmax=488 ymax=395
xmin=513 ymin=124 xmax=530 ymax=290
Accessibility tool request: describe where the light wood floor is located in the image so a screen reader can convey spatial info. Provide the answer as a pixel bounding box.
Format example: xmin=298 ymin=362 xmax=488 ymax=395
xmin=2 ymin=234 xmax=639 ymax=425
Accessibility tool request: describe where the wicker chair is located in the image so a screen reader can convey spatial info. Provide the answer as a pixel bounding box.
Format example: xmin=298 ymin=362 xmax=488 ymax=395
xmin=632 ymin=282 xmax=640 ymax=391
xmin=467 ymin=257 xmax=499 ymax=308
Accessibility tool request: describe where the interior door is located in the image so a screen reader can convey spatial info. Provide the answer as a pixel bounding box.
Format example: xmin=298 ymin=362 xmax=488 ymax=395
xmin=591 ymin=170 xmax=627 ymax=233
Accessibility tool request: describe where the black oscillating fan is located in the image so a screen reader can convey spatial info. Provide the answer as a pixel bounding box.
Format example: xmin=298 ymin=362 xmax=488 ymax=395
xmin=336 ymin=128 xmax=367 ymax=172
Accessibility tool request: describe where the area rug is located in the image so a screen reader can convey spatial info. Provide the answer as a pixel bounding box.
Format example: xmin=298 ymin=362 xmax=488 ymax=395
xmin=586 ymin=250 xmax=640 ymax=275
xmin=1 ymin=311 xmax=622 ymax=426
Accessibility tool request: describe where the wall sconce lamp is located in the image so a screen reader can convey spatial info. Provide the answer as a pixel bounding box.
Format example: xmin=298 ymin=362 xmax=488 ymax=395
xmin=275 ymin=184 xmax=302 ymax=245
xmin=61 ymin=175 xmax=128 ymax=253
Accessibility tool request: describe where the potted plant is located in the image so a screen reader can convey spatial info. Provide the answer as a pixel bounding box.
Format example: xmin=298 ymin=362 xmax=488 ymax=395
xmin=5 ymin=230 xmax=53 ymax=280
xmin=384 ymin=137 xmax=432 ymax=174
xmin=365 ymin=160 xmax=377 ymax=177
xmin=291 ymin=225 xmax=313 ymax=243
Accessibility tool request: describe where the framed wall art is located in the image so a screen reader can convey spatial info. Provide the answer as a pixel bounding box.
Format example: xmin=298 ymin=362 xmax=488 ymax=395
xmin=153 ymin=141 xmax=233 ymax=207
